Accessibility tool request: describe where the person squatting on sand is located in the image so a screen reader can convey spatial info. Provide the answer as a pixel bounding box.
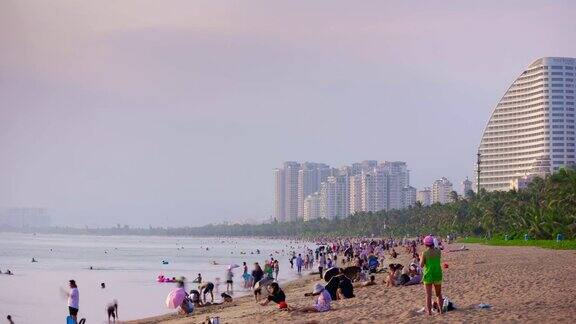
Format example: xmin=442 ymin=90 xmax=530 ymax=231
xmin=259 ymin=282 xmax=288 ymax=310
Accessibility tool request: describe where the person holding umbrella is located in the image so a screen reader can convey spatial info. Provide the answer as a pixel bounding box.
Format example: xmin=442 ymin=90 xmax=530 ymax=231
xmin=166 ymin=280 xmax=193 ymax=314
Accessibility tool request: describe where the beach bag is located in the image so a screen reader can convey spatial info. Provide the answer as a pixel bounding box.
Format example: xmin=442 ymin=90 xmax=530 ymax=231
xmin=184 ymin=299 xmax=194 ymax=314
xmin=443 ymin=297 xmax=456 ymax=312
xmin=66 ymin=317 xmax=86 ymax=324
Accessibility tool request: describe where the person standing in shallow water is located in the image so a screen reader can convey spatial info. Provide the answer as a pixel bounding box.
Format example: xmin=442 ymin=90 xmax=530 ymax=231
xmin=420 ymin=235 xmax=443 ymax=315
xmin=296 ymin=254 xmax=303 ymax=274
xmin=318 ymin=253 xmax=326 ymax=279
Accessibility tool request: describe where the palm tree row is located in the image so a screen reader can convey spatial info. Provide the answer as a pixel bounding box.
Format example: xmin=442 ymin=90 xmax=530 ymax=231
xmin=187 ymin=168 xmax=576 ymax=239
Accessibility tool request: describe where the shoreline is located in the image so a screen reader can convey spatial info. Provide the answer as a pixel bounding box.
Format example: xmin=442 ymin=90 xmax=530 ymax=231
xmin=0 ymin=234 xmax=310 ymax=323
xmin=129 ymin=243 xmax=576 ymax=323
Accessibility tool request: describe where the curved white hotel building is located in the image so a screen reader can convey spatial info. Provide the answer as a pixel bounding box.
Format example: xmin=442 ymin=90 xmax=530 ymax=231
xmin=478 ymin=57 xmax=576 ymax=191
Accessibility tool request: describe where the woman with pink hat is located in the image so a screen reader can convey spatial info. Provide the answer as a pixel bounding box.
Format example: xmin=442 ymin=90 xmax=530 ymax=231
xmin=420 ymin=235 xmax=443 ymax=315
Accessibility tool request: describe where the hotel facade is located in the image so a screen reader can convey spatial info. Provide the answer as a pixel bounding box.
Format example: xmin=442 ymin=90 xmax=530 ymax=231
xmin=478 ymin=57 xmax=576 ymax=191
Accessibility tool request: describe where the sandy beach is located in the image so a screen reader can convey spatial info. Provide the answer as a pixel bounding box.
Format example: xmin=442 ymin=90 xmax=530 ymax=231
xmin=129 ymin=243 xmax=576 ymax=324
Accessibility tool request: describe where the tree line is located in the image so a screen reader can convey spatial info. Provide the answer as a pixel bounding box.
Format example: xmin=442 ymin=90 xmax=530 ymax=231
xmin=184 ymin=167 xmax=576 ymax=239
xmin=5 ymin=168 xmax=575 ymax=239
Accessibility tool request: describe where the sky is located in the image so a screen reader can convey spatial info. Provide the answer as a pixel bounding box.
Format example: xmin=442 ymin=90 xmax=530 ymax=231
xmin=1 ymin=0 xmax=575 ymax=227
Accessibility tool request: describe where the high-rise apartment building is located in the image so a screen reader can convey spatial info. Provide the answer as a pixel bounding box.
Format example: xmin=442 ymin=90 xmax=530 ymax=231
xmin=275 ymin=160 xmax=413 ymax=222
xmin=283 ymin=161 xmax=300 ymax=222
xmin=320 ymin=175 xmax=349 ymax=220
xmin=360 ymin=172 xmax=377 ymax=212
xmin=380 ymin=161 xmax=409 ymax=210
xmin=401 ymin=186 xmax=417 ymax=208
xmin=360 ymin=160 xmax=378 ymax=172
xmin=417 ymin=188 xmax=432 ymax=206
xmin=431 ymin=177 xmax=454 ymax=204
xmin=478 ymin=57 xmax=576 ymax=191
xmin=374 ymin=168 xmax=388 ymax=212
xmin=303 ymin=193 xmax=321 ymax=221
xmin=273 ymin=168 xmax=285 ymax=222
xmin=462 ymin=177 xmax=473 ymax=195
xmin=297 ymin=162 xmax=330 ymax=218
xmin=349 ymin=174 xmax=363 ymax=214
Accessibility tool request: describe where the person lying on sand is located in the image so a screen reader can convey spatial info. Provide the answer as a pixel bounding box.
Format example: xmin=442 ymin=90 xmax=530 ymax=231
xmin=299 ymin=283 xmax=332 ymax=313
xmin=259 ymin=282 xmax=288 ymax=310
xmin=448 ymin=246 xmax=469 ymax=252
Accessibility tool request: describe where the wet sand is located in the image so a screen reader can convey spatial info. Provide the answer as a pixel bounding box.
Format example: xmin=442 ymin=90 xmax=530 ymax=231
xmin=129 ymin=243 xmax=576 ymax=323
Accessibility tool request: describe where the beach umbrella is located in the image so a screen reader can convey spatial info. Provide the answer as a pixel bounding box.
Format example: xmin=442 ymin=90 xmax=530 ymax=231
xmin=323 ymin=267 xmax=340 ymax=282
xmin=165 ymin=288 xmax=186 ymax=309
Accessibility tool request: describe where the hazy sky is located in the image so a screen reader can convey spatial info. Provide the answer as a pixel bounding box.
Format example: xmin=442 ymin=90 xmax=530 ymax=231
xmin=1 ymin=0 xmax=575 ymax=226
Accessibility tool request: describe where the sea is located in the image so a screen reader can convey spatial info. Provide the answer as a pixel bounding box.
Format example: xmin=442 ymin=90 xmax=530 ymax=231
xmin=0 ymin=232 xmax=312 ymax=323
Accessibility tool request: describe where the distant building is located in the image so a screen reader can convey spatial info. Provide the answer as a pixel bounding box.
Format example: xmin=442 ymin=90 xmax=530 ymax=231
xmin=360 ymin=160 xmax=378 ymax=172
xmin=374 ymin=168 xmax=389 ymax=212
xmin=303 ymin=193 xmax=321 ymax=221
xmin=478 ymin=57 xmax=576 ymax=191
xmin=275 ymin=160 xmax=413 ymax=221
xmin=273 ymin=168 xmax=285 ymax=222
xmin=320 ymin=175 xmax=349 ymax=220
xmin=462 ymin=177 xmax=473 ymax=195
xmin=283 ymin=161 xmax=301 ymax=222
xmin=401 ymin=186 xmax=417 ymax=208
xmin=431 ymin=177 xmax=454 ymax=204
xmin=361 ymin=172 xmax=379 ymax=212
xmin=349 ymin=174 xmax=363 ymax=214
xmin=417 ymin=188 xmax=432 ymax=206
xmin=0 ymin=207 xmax=50 ymax=228
xmin=380 ymin=161 xmax=409 ymax=210
xmin=297 ymin=162 xmax=330 ymax=218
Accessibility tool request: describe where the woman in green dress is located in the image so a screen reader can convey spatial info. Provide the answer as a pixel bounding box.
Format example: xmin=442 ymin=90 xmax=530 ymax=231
xmin=420 ymin=235 xmax=443 ymax=315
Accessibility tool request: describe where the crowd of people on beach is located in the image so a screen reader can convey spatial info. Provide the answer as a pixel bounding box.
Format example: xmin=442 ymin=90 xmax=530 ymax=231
xmin=164 ymin=234 xmax=448 ymax=318
xmin=2 ymin=234 xmax=447 ymax=323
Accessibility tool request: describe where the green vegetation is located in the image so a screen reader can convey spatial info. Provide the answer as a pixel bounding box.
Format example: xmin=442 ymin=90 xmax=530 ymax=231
xmin=459 ymin=237 xmax=576 ymax=250
xmin=184 ymin=167 xmax=576 ymax=239
xmin=7 ymin=168 xmax=575 ymax=240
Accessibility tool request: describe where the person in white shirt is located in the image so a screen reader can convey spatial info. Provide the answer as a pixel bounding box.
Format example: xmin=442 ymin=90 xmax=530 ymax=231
xmin=65 ymin=279 xmax=80 ymax=323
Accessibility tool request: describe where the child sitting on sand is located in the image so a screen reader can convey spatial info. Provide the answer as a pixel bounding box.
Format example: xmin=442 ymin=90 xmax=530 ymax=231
xmin=259 ymin=282 xmax=288 ymax=310
xmin=420 ymin=235 xmax=443 ymax=315
xmin=384 ymin=264 xmax=398 ymax=287
xmin=300 ymin=283 xmax=332 ymax=313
